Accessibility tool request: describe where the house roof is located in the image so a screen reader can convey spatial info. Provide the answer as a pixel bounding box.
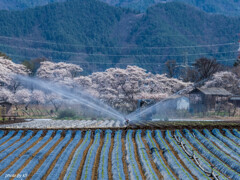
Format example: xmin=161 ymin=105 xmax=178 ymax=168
xmin=230 ymin=96 xmax=240 ymax=101
xmin=189 ymin=87 xmax=232 ymax=96
xmin=161 ymin=95 xmax=189 ymax=103
xmin=0 ymin=101 xmax=12 ymax=105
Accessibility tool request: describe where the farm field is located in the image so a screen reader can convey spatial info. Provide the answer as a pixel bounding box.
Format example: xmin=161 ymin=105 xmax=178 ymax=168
xmin=0 ymin=128 xmax=240 ymax=179
xmin=0 ymin=120 xmax=124 ymax=129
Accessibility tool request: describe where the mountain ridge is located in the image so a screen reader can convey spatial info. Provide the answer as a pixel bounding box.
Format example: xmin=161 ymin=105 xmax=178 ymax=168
xmin=1 ymin=0 xmax=240 ymax=17
xmin=0 ymin=0 xmax=239 ymax=74
xmin=100 ymin=0 xmax=240 ymax=16
xmin=0 ymin=0 xmax=66 ymax=10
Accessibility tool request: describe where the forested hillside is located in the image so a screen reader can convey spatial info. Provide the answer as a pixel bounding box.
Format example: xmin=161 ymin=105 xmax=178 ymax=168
xmin=100 ymin=0 xmax=240 ymax=16
xmin=0 ymin=0 xmax=66 ymax=10
xmin=1 ymin=0 xmax=240 ymax=16
xmin=129 ymin=2 xmax=240 ymax=71
xmin=0 ymin=0 xmax=239 ymax=74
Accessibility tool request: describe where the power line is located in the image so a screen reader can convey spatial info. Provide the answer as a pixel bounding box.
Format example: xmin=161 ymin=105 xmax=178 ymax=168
xmin=0 ymin=35 xmax=238 ymax=49
xmin=135 ymin=33 xmax=239 ymax=37
xmin=0 ymin=43 xmax=238 ymax=57
xmin=7 ymin=53 xmax=237 ymax=65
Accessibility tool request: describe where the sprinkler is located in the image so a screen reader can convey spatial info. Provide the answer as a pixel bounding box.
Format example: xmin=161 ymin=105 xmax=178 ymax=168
xmin=125 ymin=118 xmax=129 ymax=126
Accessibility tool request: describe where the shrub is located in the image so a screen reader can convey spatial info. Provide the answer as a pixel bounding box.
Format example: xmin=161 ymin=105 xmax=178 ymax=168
xmin=57 ymin=109 xmax=77 ymax=119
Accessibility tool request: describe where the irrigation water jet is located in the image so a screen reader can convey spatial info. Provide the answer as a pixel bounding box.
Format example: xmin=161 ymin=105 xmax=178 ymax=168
xmin=126 ymin=86 xmax=193 ymax=123
xmin=16 ymin=75 xmax=125 ymax=122
xmin=15 ymin=75 xmax=194 ymax=124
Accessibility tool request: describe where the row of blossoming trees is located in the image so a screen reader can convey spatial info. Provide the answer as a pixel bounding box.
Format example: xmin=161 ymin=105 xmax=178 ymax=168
xmin=0 ymin=55 xmax=240 ymax=117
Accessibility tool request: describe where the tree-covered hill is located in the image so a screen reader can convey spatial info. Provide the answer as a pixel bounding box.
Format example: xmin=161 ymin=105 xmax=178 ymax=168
xmin=100 ymin=0 xmax=240 ymax=16
xmin=129 ymin=2 xmax=240 ymax=67
xmin=0 ymin=0 xmax=239 ymax=74
xmin=0 ymin=0 xmax=67 ymax=10
xmin=0 ymin=0 xmax=125 ymax=72
xmin=1 ymin=0 xmax=240 ymax=17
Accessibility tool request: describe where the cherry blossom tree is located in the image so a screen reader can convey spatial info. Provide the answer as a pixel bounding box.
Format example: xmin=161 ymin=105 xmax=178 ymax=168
xmin=0 ymin=57 xmax=29 ymax=91
xmin=73 ymin=76 xmax=92 ymax=88
xmin=0 ymin=58 xmax=192 ymax=114
xmin=31 ymin=90 xmax=46 ymax=105
xmin=89 ymin=66 xmax=190 ymax=112
xmin=45 ymin=93 xmax=64 ymax=112
xmin=37 ymin=61 xmax=83 ymax=81
xmin=13 ymin=89 xmax=32 ymax=110
xmin=89 ymin=66 xmax=147 ymax=112
xmin=0 ymin=87 xmax=14 ymax=103
xmin=203 ymin=71 xmax=240 ymax=94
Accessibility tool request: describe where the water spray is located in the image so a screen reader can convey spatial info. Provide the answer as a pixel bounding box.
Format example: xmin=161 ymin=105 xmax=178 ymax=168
xmin=16 ymin=75 xmax=125 ymax=122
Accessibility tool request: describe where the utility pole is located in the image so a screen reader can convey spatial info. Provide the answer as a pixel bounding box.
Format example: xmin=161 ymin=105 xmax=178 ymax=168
xmin=238 ymin=34 xmax=240 ymax=60
xmin=184 ymin=52 xmax=189 ymax=79
xmin=184 ymin=51 xmax=189 ymax=68
xmin=235 ymin=34 xmax=240 ymax=66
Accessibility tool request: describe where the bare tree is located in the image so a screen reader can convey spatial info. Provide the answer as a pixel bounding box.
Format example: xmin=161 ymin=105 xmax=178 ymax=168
xmin=182 ymin=57 xmax=222 ymax=82
xmin=232 ymin=65 xmax=240 ymax=78
xmin=193 ymin=58 xmax=222 ymax=82
xmin=182 ymin=68 xmax=198 ymax=82
xmin=22 ymin=57 xmax=48 ymax=76
xmin=233 ymin=57 xmax=240 ymax=67
xmin=165 ymin=60 xmax=177 ymax=78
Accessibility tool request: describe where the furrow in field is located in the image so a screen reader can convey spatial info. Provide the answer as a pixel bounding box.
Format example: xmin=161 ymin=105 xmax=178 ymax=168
xmin=59 ymin=131 xmax=84 ymax=180
xmin=175 ymin=130 xmax=228 ymax=180
xmin=64 ymin=131 xmax=92 ymax=180
xmin=122 ymin=131 xmax=129 ymax=180
xmin=212 ymin=129 xmax=240 ymax=155
xmin=25 ymin=135 xmax=64 ymax=179
xmin=135 ymin=130 xmax=158 ymax=180
xmin=0 ymin=131 xmax=34 ymax=163
xmin=42 ymin=133 xmax=74 ymax=180
xmin=0 ymin=131 xmax=18 ymax=149
xmin=1 ymin=131 xmax=54 ymax=179
xmin=195 ymin=129 xmax=240 ymax=173
xmin=108 ymin=132 xmax=114 ymax=180
xmin=80 ymin=130 xmax=101 ymax=180
xmin=76 ymin=132 xmax=94 ymax=179
xmin=0 ymin=133 xmax=44 ymax=176
xmin=112 ymin=130 xmax=126 ymax=180
xmin=183 ymin=129 xmax=240 ymax=179
xmin=163 ymin=130 xmax=197 ymax=180
xmin=141 ymin=133 xmax=164 ymax=179
xmin=92 ymin=131 xmax=104 ymax=180
xmin=0 ymin=131 xmax=26 ymax=154
xmin=152 ymin=132 xmax=178 ymax=179
xmin=165 ymin=130 xmax=210 ymax=179
xmin=9 ymin=131 xmax=61 ymax=180
xmin=223 ymin=129 xmax=240 ymax=145
xmin=132 ymin=130 xmax=146 ymax=180
xmin=98 ymin=130 xmax=112 ymax=180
